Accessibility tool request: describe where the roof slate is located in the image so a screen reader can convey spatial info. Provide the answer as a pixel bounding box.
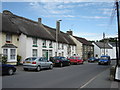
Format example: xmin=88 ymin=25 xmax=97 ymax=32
xmin=73 ymin=36 xmax=93 ymax=46
xmin=2 ymin=44 xmax=17 ymax=48
xmin=94 ymin=42 xmax=112 ymax=49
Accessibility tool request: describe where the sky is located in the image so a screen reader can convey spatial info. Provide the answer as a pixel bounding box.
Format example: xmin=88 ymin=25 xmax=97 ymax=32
xmin=1 ymin=0 xmax=119 ymax=41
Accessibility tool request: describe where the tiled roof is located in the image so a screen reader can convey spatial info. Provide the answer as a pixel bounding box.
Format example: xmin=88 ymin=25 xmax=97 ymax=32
xmin=2 ymin=44 xmax=17 ymax=48
xmin=94 ymin=42 xmax=112 ymax=49
xmin=73 ymin=36 xmax=93 ymax=46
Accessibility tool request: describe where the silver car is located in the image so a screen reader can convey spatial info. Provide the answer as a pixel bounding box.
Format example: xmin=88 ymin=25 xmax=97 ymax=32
xmin=23 ymin=57 xmax=53 ymax=71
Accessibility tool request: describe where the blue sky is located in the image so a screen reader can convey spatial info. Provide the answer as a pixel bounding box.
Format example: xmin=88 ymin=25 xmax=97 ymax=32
xmin=1 ymin=1 xmax=119 ymax=40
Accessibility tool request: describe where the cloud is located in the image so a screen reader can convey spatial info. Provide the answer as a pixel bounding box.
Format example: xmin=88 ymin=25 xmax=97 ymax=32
xmin=1 ymin=0 xmax=116 ymax=2
xmin=73 ymin=32 xmax=102 ymax=40
xmin=81 ymin=16 xmax=108 ymax=19
xmin=29 ymin=2 xmax=72 ymax=15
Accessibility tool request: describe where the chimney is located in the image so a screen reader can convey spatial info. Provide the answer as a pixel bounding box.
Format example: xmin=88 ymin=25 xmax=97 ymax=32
xmin=3 ymin=10 xmax=13 ymax=15
xmin=38 ymin=18 xmax=42 ymax=24
xmin=67 ymin=30 xmax=73 ymax=35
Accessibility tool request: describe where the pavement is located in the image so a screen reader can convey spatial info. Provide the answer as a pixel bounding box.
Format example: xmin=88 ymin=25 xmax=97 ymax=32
xmin=115 ymin=66 xmax=120 ymax=81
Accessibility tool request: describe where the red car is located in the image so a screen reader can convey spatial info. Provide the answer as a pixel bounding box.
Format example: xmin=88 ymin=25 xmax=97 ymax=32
xmin=68 ymin=56 xmax=84 ymax=64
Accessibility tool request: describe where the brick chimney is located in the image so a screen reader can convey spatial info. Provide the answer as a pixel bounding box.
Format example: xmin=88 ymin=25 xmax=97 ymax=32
xmin=67 ymin=30 xmax=73 ymax=35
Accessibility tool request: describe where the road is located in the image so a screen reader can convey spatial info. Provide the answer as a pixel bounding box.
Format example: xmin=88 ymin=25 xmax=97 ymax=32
xmin=2 ymin=60 xmax=120 ymax=89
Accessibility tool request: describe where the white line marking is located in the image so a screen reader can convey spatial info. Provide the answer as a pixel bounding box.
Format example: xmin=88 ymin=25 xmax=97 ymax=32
xmin=79 ymin=68 xmax=109 ymax=89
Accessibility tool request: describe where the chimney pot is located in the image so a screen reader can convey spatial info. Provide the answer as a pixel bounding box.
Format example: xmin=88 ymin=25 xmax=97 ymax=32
xmin=67 ymin=30 xmax=73 ymax=35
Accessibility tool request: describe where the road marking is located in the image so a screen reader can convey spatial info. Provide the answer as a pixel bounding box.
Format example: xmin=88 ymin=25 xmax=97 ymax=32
xmin=79 ymin=68 xmax=109 ymax=89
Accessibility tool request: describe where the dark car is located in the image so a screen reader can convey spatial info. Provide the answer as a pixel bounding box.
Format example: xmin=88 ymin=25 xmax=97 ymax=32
xmin=98 ymin=56 xmax=111 ymax=65
xmin=1 ymin=63 xmax=16 ymax=75
xmin=88 ymin=57 xmax=99 ymax=62
xmin=50 ymin=56 xmax=70 ymax=67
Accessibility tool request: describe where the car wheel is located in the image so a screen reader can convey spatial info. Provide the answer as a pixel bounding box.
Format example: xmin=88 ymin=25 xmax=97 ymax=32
xmin=49 ymin=64 xmax=53 ymax=69
xmin=24 ymin=68 xmax=28 ymax=71
xmin=60 ymin=63 xmax=63 ymax=67
xmin=68 ymin=62 xmax=71 ymax=66
xmin=8 ymin=68 xmax=14 ymax=75
xmin=36 ymin=66 xmax=41 ymax=72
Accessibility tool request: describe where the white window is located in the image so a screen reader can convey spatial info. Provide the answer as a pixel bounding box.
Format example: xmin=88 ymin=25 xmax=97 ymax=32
xmin=62 ymin=44 xmax=64 ymax=49
xmin=32 ymin=49 xmax=37 ymax=57
xmin=3 ymin=49 xmax=8 ymax=58
xmin=10 ymin=49 xmax=16 ymax=59
xmin=33 ymin=38 xmax=37 ymax=45
xmin=49 ymin=41 xmax=52 ymax=48
xmin=42 ymin=40 xmax=46 ymax=47
xmin=6 ymin=34 xmax=12 ymax=43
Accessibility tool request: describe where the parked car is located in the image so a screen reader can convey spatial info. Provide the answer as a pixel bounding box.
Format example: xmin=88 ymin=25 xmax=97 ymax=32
xmin=23 ymin=57 xmax=53 ymax=71
xmin=50 ymin=56 xmax=70 ymax=67
xmin=88 ymin=57 xmax=99 ymax=62
xmin=98 ymin=56 xmax=111 ymax=65
xmin=1 ymin=63 xmax=16 ymax=75
xmin=68 ymin=56 xmax=84 ymax=64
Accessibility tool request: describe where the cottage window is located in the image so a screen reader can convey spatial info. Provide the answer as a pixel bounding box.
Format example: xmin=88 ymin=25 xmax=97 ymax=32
xmin=58 ymin=43 xmax=60 ymax=49
xmin=33 ymin=38 xmax=37 ymax=45
xmin=42 ymin=40 xmax=46 ymax=48
xmin=62 ymin=44 xmax=64 ymax=49
xmin=49 ymin=41 xmax=52 ymax=48
xmin=10 ymin=49 xmax=16 ymax=59
xmin=6 ymin=34 xmax=12 ymax=43
xmin=32 ymin=49 xmax=37 ymax=57
xmin=3 ymin=49 xmax=8 ymax=58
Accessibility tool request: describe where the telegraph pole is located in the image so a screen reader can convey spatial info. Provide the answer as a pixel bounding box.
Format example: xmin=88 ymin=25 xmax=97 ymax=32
xmin=103 ymin=32 xmax=106 ymax=56
xmin=116 ymin=1 xmax=120 ymax=66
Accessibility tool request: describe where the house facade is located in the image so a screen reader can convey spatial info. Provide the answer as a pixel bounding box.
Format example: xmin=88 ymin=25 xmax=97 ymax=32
xmin=93 ymin=42 xmax=113 ymax=58
xmin=109 ymin=42 xmax=119 ymax=59
xmin=67 ymin=31 xmax=94 ymax=60
xmin=1 ymin=10 xmax=76 ymax=64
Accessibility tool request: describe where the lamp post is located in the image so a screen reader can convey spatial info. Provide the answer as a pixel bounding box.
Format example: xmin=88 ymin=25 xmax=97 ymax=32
xmin=56 ymin=20 xmax=62 ymax=56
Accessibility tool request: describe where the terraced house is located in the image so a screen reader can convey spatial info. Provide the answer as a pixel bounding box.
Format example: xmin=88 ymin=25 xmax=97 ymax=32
xmin=0 ymin=10 xmax=76 ymax=65
xmin=67 ymin=31 xmax=94 ymax=60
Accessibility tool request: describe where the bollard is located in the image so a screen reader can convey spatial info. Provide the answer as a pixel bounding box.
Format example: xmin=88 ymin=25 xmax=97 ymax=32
xmin=110 ymin=65 xmax=116 ymax=81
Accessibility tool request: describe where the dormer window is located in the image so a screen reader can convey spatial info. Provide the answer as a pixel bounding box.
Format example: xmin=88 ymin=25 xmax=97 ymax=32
xmin=6 ymin=34 xmax=12 ymax=43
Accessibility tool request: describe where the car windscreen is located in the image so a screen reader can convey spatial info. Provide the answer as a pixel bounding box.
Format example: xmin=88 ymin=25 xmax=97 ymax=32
xmin=100 ymin=57 xmax=109 ymax=60
xmin=60 ymin=57 xmax=67 ymax=60
xmin=25 ymin=57 xmax=37 ymax=61
xmin=70 ymin=57 xmax=76 ymax=59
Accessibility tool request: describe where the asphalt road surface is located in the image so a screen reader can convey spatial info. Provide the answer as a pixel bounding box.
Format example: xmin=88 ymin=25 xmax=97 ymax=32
xmin=2 ymin=60 xmax=120 ymax=89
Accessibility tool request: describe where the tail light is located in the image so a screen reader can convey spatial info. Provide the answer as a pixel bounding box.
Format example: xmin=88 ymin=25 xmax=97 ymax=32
xmin=32 ymin=62 xmax=36 ymax=64
xmin=23 ymin=61 xmax=25 ymax=63
xmin=56 ymin=60 xmax=59 ymax=62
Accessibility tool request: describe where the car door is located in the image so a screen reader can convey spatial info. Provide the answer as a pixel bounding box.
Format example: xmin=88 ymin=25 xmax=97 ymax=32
xmin=38 ymin=57 xmax=46 ymax=68
xmin=43 ymin=57 xmax=50 ymax=68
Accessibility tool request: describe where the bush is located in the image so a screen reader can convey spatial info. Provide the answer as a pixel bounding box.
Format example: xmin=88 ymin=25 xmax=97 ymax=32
xmin=0 ymin=54 xmax=7 ymax=64
xmin=17 ymin=55 xmax=22 ymax=65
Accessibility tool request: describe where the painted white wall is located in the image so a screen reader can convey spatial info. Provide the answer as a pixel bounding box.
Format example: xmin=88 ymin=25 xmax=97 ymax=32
xmin=93 ymin=43 xmax=113 ymax=59
xmin=92 ymin=43 xmax=101 ymax=58
xmin=69 ymin=35 xmax=82 ymax=57
xmin=0 ymin=33 xmax=2 ymax=54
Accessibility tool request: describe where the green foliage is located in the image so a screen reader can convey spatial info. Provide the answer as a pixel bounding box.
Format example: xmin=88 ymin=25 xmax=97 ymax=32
xmin=17 ymin=55 xmax=22 ymax=65
xmin=0 ymin=54 xmax=7 ymax=64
